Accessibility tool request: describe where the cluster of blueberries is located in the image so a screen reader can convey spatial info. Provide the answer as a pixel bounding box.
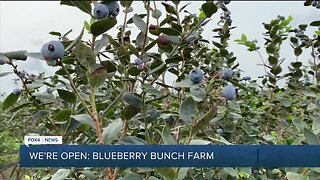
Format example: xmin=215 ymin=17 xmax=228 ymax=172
xmin=40 ymin=1 xmax=121 ymax=67
xmin=93 ymin=1 xmax=120 ymax=19
xmin=312 ymin=0 xmax=320 ymax=9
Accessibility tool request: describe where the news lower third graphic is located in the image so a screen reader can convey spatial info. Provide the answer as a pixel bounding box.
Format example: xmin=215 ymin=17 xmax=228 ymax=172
xmin=21 ymin=136 xmax=320 ymax=167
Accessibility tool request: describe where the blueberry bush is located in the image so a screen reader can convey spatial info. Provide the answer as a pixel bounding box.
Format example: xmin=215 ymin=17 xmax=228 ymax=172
xmin=1 ymin=0 xmax=320 ymax=179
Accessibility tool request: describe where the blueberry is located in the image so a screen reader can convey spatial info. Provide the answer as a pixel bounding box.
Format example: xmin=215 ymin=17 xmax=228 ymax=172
xmin=224 ymin=0 xmax=231 ymax=5
xmin=243 ymin=76 xmax=251 ymax=81
xmin=164 ymin=116 xmax=175 ymax=126
xmin=189 ymin=68 xmax=204 ymax=83
xmin=41 ymin=40 xmax=65 ymax=60
xmin=216 ymin=128 xmax=224 ymax=134
xmin=0 ymin=59 xmax=6 ymax=65
xmin=312 ymin=0 xmax=318 ymax=7
xmin=223 ymin=68 xmax=234 ymax=80
xmin=316 ymin=3 xmax=320 ymax=9
xmin=93 ymin=3 xmax=109 ymax=19
xmin=222 ymin=84 xmax=236 ymax=100
xmin=13 ymin=88 xmax=22 ymax=95
xmin=106 ymin=1 xmax=120 ymax=17
xmin=17 ymin=71 xmax=26 ymax=79
xmin=133 ymin=58 xmax=143 ymax=65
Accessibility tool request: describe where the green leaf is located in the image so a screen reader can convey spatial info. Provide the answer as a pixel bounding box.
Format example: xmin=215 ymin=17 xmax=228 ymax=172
xmin=123 ymin=173 xmax=143 ymax=180
xmin=4 ymin=50 xmax=28 ymax=61
xmin=190 ymin=87 xmax=206 ymax=102
xmin=0 ymin=72 xmax=13 ymax=78
xmin=120 ymin=0 xmax=133 ymax=8
xmin=303 ymin=128 xmax=320 ymax=144
xmin=71 ymin=114 xmax=96 ymax=129
xmin=75 ymin=42 xmax=96 ymax=69
xmin=122 ymin=92 xmax=144 ymax=109
xmin=57 ymin=89 xmax=77 ymax=104
xmin=224 ymin=168 xmax=238 ymax=177
xmin=3 ymin=92 xmax=20 ymax=110
xmin=177 ymin=168 xmax=189 ymax=180
xmin=286 ymin=172 xmax=309 ymax=180
xmin=162 ymin=127 xmax=176 ymax=145
xmin=155 ymin=168 xmax=177 ymax=180
xmin=102 ymin=90 xmax=125 ymax=118
xmin=136 ymin=31 xmax=147 ymax=48
xmin=102 ymin=118 xmax=124 ymax=144
xmin=312 ymin=118 xmax=320 ymax=135
xmin=179 ymin=97 xmax=196 ymax=124
xmin=60 ymin=1 xmax=91 ymax=15
xmin=33 ymin=92 xmax=55 ymax=102
xmin=160 ymin=28 xmax=181 ymax=36
xmin=228 ymin=101 xmax=241 ymax=111
xmin=54 ymin=109 xmax=72 ymax=122
xmin=88 ymin=65 xmax=108 ymax=88
xmin=294 ymin=47 xmax=302 ymax=56
xmin=51 ymin=169 xmax=70 ymax=180
xmin=80 ymin=170 xmax=96 ymax=180
xmin=189 ymin=139 xmax=211 ymax=145
xmin=133 ymin=14 xmax=147 ymax=33
xmin=91 ymin=18 xmax=117 ymax=36
xmin=49 ymin=31 xmax=62 ymax=37
xmin=120 ymin=105 xmax=141 ymax=120
xmin=310 ymin=21 xmax=320 ymax=26
xmin=0 ymin=53 xmax=10 ymax=62
xmin=32 ymin=110 xmax=50 ymax=120
xmin=201 ymin=2 xmax=217 ymax=18
xmin=101 ymin=60 xmax=117 ymax=73
xmin=119 ymin=136 xmax=147 ymax=145
xmin=292 ymin=118 xmax=307 ymax=131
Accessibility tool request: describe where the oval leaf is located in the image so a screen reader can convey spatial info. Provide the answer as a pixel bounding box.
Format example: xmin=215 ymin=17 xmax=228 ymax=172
xmin=71 ymin=114 xmax=96 ymax=129
xmin=57 ymin=89 xmax=77 ymax=104
xmin=122 ymin=92 xmax=144 ymax=109
xmin=133 ymin=14 xmax=147 ymax=33
xmin=3 ymin=92 xmax=20 ymax=110
xmin=91 ymin=18 xmax=117 ymax=36
xmin=179 ymin=97 xmax=196 ymax=124
xmin=51 ymin=169 xmax=70 ymax=180
xmin=102 ymin=118 xmax=124 ymax=144
xmin=303 ymin=128 xmax=320 ymax=144
xmin=162 ymin=127 xmax=177 ymax=145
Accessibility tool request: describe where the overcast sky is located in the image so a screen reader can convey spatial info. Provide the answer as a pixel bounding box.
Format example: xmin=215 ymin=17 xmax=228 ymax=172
xmin=0 ymin=1 xmax=318 ymax=98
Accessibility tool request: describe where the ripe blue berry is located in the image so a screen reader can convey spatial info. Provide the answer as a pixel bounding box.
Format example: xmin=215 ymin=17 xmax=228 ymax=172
xmin=106 ymin=1 xmax=120 ymax=17
xmin=312 ymin=0 xmax=318 ymax=7
xmin=93 ymin=3 xmax=109 ymax=19
xmin=41 ymin=40 xmax=65 ymax=60
xmin=223 ymin=68 xmax=234 ymax=80
xmin=189 ymin=68 xmax=204 ymax=83
xmin=0 ymin=59 xmax=6 ymax=65
xmin=216 ymin=128 xmax=224 ymax=134
xmin=243 ymin=76 xmax=251 ymax=81
xmin=224 ymin=0 xmax=231 ymax=5
xmin=316 ymin=3 xmax=320 ymax=9
xmin=222 ymin=84 xmax=236 ymax=100
xmin=133 ymin=58 xmax=143 ymax=65
xmin=13 ymin=88 xmax=22 ymax=95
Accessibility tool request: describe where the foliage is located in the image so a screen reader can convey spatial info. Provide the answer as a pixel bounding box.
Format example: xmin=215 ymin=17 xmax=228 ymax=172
xmin=0 ymin=0 xmax=320 ymax=179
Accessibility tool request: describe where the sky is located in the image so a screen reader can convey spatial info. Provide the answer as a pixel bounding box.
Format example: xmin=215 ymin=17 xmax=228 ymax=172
xmin=0 ymin=1 xmax=318 ymax=99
